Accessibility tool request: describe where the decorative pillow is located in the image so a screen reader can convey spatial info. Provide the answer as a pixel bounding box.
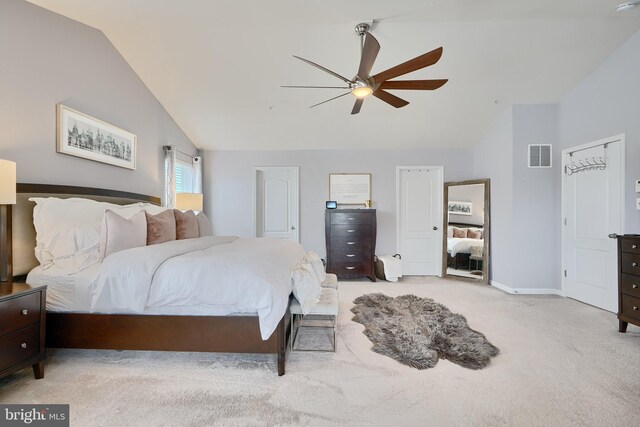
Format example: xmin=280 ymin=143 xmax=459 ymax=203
xmin=467 ymin=229 xmax=482 ymax=239
xmin=291 ymin=262 xmax=321 ymax=315
xmin=447 ymin=226 xmax=454 ymax=238
xmin=100 ymin=209 xmax=147 ymax=259
xmin=453 ymin=227 xmax=467 ymax=238
xmin=196 ymin=212 xmax=212 ymax=237
xmin=174 ymin=210 xmax=199 ymax=240
xmin=304 ymin=251 xmax=327 ymax=283
xmin=145 ymin=210 xmax=176 ymax=245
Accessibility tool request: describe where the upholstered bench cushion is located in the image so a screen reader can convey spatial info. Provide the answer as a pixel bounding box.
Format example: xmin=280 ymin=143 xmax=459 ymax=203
xmin=290 ymin=288 xmax=338 ymax=316
xmin=321 ymin=273 xmax=338 ymax=289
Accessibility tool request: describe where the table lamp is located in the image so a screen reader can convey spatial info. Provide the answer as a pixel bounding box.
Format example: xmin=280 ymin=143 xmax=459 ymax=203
xmin=175 ymin=192 xmax=203 ymax=212
xmin=0 ymin=159 xmax=16 ymax=284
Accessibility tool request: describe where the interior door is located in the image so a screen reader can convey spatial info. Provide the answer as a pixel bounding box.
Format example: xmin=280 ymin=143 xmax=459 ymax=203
xmin=563 ymin=137 xmax=624 ymax=312
xmin=254 ymin=167 xmax=299 ymax=242
xmin=397 ymin=167 xmax=443 ymax=276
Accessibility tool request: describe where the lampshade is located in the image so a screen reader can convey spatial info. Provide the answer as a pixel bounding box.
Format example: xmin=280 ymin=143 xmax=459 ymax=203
xmin=0 ymin=159 xmax=16 ymax=205
xmin=175 ymin=192 xmax=203 ymax=211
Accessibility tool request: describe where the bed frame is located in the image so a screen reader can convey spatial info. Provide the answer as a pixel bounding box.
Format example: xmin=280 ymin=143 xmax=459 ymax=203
xmin=14 ymin=184 xmax=290 ymax=376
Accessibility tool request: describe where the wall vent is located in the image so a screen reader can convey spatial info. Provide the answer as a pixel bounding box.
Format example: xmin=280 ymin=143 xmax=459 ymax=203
xmin=528 ymin=144 xmax=552 ymax=168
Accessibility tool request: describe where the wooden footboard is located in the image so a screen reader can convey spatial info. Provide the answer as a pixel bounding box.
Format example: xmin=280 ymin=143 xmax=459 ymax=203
xmin=46 ymin=311 xmax=290 ymax=376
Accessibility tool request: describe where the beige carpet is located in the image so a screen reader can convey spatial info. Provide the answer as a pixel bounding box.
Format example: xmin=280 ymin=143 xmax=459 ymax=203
xmin=1 ymin=276 xmax=639 ymax=426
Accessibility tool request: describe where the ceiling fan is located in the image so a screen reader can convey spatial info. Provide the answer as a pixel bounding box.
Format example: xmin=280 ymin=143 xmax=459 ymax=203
xmin=283 ymin=23 xmax=448 ymax=115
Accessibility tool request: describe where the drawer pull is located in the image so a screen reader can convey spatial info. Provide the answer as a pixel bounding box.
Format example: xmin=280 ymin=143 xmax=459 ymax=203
xmin=347 ymin=229 xmax=356 ymax=233
xmin=346 ymin=254 xmax=355 ymax=257
xmin=633 ymin=244 xmax=638 ymax=249
xmin=345 ymin=266 xmax=356 ymax=270
xmin=21 ymin=309 xmax=28 ymax=316
xmin=348 ymin=217 xmax=355 ymax=220
xmin=346 ymin=242 xmax=356 ymax=245
xmin=633 ymin=284 xmax=639 ymax=289
xmin=20 ymin=343 xmax=27 ymax=349
xmin=634 ymin=306 xmax=639 ymax=311
xmin=633 ymin=263 xmax=638 ymax=267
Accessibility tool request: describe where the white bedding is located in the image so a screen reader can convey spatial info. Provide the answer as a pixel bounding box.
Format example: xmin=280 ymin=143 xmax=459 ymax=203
xmin=447 ymin=237 xmax=484 ymax=257
xmin=28 ymin=236 xmax=306 ymax=340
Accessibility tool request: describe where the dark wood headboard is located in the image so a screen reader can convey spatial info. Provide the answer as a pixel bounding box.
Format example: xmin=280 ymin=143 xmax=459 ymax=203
xmin=448 ymin=222 xmax=483 ymax=229
xmin=11 ymin=183 xmax=161 ymax=277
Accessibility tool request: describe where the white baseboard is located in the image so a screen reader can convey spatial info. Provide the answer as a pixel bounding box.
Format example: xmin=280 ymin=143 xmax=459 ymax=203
xmin=490 ymin=280 xmax=562 ymax=295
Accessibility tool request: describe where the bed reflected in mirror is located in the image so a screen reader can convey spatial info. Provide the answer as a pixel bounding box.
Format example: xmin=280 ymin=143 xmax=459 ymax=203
xmin=442 ymin=179 xmax=490 ymax=284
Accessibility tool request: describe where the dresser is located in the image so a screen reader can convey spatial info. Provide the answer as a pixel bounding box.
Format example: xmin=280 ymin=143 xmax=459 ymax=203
xmin=0 ymin=283 xmax=47 ymax=380
xmin=325 ymin=209 xmax=376 ymax=282
xmin=617 ymin=235 xmax=640 ymax=332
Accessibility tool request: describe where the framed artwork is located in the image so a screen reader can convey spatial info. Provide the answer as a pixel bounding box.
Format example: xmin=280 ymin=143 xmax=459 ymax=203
xmin=56 ymin=104 xmax=137 ymax=170
xmin=448 ymin=201 xmax=472 ymax=216
xmin=329 ymin=173 xmax=371 ymax=205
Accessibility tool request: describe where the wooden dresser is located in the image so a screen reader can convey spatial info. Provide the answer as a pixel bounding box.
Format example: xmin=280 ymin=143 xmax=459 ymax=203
xmin=325 ymin=209 xmax=376 ymax=282
xmin=0 ymin=283 xmax=47 ymax=380
xmin=617 ymin=235 xmax=640 ymax=332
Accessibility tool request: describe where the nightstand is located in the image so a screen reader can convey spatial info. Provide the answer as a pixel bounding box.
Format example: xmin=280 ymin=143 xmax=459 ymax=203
xmin=0 ymin=283 xmax=47 ymax=380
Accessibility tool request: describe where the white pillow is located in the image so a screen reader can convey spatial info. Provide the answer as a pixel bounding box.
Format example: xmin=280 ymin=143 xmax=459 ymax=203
xmin=30 ymin=197 xmax=165 ymax=271
xmin=196 ymin=212 xmax=212 ymax=237
xmin=447 ymin=226 xmax=454 ymax=238
xmin=304 ymin=251 xmax=326 ymax=283
xmin=291 ymin=262 xmax=321 ymax=315
xmin=100 ymin=209 xmax=147 ymax=260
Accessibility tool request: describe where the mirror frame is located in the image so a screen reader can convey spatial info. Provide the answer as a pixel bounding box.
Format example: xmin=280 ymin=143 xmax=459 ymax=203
xmin=441 ymin=179 xmax=490 ymax=285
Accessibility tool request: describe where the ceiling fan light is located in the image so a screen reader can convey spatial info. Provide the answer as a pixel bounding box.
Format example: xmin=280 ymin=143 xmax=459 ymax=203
xmin=352 ymin=86 xmax=373 ymax=98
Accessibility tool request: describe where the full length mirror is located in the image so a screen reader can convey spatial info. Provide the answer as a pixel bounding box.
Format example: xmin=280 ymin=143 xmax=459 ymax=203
xmin=442 ymin=179 xmax=490 ymax=284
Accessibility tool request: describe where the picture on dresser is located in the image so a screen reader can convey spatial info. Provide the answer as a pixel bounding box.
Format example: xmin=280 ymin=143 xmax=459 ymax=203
xmin=329 ymin=173 xmax=371 ymax=205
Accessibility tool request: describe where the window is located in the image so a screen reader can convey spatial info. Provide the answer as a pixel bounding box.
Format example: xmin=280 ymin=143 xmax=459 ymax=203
xmin=175 ymin=159 xmax=194 ymax=193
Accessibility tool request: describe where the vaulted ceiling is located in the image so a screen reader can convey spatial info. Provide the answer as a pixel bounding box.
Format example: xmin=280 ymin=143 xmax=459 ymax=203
xmin=27 ymin=0 xmax=640 ymax=150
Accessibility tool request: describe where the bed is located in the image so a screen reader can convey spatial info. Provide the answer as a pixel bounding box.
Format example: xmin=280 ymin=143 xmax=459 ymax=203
xmin=446 ymin=223 xmax=484 ymax=269
xmin=13 ymin=184 xmax=297 ymax=376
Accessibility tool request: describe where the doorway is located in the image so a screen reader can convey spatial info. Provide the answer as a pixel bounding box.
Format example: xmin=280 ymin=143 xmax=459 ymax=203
xmin=562 ymin=135 xmax=625 ymax=312
xmin=253 ymin=166 xmax=299 ymax=242
xmin=442 ymin=179 xmax=490 ymax=284
xmin=396 ymin=166 xmax=444 ymax=276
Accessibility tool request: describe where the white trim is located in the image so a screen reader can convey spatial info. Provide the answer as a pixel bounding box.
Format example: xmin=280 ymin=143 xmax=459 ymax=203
xmin=252 ymin=166 xmax=300 ymax=243
xmin=396 ymin=165 xmax=445 ymax=277
xmin=491 ymin=280 xmax=562 ymax=295
xmin=560 ymin=134 xmax=625 ymax=297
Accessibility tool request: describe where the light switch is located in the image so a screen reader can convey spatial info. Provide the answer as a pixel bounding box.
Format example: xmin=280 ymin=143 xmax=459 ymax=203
xmin=636 ymin=179 xmax=640 ymax=192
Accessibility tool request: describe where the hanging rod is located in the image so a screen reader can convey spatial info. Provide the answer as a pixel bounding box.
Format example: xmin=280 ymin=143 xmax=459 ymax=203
xmin=163 ymin=145 xmax=198 ymax=159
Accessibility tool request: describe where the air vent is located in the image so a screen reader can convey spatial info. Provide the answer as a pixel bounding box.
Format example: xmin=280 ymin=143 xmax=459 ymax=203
xmin=528 ymin=144 xmax=552 ymax=168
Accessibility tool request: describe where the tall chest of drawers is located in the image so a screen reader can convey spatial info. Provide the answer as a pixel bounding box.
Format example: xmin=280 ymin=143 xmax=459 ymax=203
xmin=325 ymin=209 xmax=376 ymax=282
xmin=617 ymin=235 xmax=640 ymax=332
xmin=0 ymin=284 xmax=47 ymax=380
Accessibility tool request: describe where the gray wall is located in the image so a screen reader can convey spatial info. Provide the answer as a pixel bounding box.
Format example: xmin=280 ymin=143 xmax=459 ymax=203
xmin=559 ymin=29 xmax=640 ymax=234
xmin=203 ymin=149 xmax=474 ymax=258
xmin=448 ymin=184 xmax=484 ymax=226
xmin=0 ymin=0 xmax=197 ymax=200
xmin=473 ymin=108 xmax=513 ymax=287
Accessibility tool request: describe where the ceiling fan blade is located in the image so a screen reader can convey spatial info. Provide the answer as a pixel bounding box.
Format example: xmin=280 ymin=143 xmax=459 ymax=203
xmin=372 ymin=90 xmax=409 ymax=108
xmin=293 ymin=55 xmax=352 ymax=84
xmin=309 ymin=92 xmax=351 ymax=109
xmin=351 ymin=98 xmax=364 ymax=115
xmin=357 ymin=32 xmax=380 ymax=79
xmin=281 ymin=85 xmax=351 ymax=89
xmin=371 ymin=47 xmax=443 ymax=83
xmin=379 ymin=79 xmax=448 ymax=90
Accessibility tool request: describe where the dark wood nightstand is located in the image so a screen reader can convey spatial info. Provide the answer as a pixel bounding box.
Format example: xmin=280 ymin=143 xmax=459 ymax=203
xmin=0 ymin=283 xmax=47 ymax=380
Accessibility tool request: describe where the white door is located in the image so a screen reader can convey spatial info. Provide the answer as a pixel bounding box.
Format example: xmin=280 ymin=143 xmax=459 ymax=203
xmin=254 ymin=167 xmax=299 ymax=242
xmin=562 ymin=136 xmax=625 ymax=312
xmin=397 ymin=166 xmax=444 ymax=276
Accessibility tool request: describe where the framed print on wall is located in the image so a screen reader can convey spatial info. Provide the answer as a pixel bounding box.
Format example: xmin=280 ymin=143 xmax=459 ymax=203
xmin=329 ymin=173 xmax=371 ymax=205
xmin=56 ymin=104 xmax=137 ymax=170
xmin=448 ymin=201 xmax=472 ymax=216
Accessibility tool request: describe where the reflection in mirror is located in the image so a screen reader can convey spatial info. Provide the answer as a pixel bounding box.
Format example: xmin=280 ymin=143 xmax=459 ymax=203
xmin=442 ymin=179 xmax=490 ymax=284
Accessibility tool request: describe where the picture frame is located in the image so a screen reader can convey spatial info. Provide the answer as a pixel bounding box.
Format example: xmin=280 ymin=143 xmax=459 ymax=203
xmin=329 ymin=173 xmax=371 ymax=205
xmin=56 ymin=104 xmax=137 ymax=170
xmin=448 ymin=201 xmax=472 ymax=216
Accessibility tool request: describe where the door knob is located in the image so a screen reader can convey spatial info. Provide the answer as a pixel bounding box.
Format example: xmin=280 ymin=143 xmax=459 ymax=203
xmin=433 ymin=226 xmax=438 ymax=231
xmin=608 ymin=233 xmax=618 ymax=239
xmin=291 ymin=226 xmax=296 ymax=230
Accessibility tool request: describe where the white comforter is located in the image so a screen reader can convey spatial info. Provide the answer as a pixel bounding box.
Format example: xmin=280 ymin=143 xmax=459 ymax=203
xmin=90 ymin=236 xmax=306 ymax=340
xmin=447 ymin=237 xmax=484 ymax=257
